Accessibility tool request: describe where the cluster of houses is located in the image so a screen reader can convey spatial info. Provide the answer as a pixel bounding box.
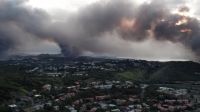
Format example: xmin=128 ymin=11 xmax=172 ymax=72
xmin=157 ymin=87 xmax=188 ymax=97
xmin=5 ymin=56 xmax=200 ymax=112
xmin=8 ymin=80 xmax=146 ymax=112
xmin=8 ymin=80 xmax=199 ymax=112
xmin=150 ymin=87 xmax=193 ymax=112
xmin=25 ymin=60 xmax=123 ymax=76
xmin=21 ymin=55 xmax=160 ymax=79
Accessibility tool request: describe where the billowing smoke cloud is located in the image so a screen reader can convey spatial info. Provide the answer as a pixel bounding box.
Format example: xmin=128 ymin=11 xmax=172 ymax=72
xmin=0 ymin=0 xmax=52 ymax=56
xmin=0 ymin=0 xmax=200 ymax=60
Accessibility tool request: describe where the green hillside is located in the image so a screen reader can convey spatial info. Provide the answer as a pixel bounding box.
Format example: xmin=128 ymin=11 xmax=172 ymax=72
xmin=115 ymin=61 xmax=200 ymax=82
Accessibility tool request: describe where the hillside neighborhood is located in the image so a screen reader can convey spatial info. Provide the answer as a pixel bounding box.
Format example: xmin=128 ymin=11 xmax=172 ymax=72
xmin=0 ymin=55 xmax=200 ymax=112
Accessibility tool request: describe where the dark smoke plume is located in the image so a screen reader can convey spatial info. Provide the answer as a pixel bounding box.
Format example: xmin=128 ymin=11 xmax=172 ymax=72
xmin=0 ymin=0 xmax=200 ymax=60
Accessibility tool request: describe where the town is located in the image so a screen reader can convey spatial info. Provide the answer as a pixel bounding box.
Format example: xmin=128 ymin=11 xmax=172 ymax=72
xmin=0 ymin=55 xmax=200 ymax=112
xmin=8 ymin=80 xmax=199 ymax=112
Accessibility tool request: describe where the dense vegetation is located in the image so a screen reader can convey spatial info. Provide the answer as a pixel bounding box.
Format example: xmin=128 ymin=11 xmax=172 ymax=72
xmin=115 ymin=61 xmax=200 ymax=82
